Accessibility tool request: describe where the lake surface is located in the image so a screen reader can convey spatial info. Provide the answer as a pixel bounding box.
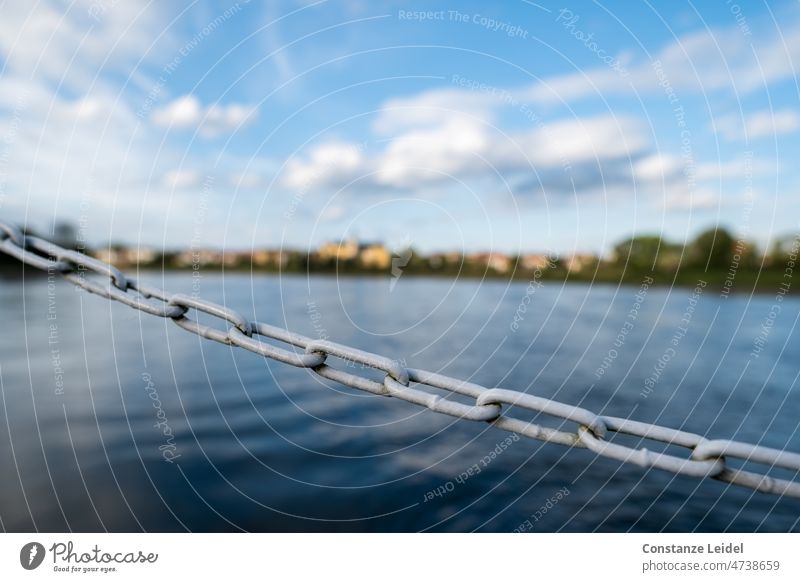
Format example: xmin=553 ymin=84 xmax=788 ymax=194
xmin=0 ymin=272 xmax=798 ymax=532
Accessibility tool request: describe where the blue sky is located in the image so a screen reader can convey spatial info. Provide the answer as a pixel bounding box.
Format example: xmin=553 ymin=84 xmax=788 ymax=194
xmin=1 ymin=0 xmax=799 ymax=255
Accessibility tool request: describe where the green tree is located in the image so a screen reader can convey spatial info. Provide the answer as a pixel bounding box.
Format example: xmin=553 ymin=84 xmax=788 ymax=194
xmin=769 ymin=234 xmax=800 ymax=266
xmin=688 ymin=227 xmax=735 ymax=269
xmin=613 ymin=235 xmax=667 ymax=271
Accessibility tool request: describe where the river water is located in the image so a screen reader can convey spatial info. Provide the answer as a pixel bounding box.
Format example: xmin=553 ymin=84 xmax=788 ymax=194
xmin=0 ymin=272 xmax=798 ymax=531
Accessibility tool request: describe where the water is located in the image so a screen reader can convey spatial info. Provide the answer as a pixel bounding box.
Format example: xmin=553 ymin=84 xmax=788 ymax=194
xmin=0 ymin=272 xmax=798 ymax=532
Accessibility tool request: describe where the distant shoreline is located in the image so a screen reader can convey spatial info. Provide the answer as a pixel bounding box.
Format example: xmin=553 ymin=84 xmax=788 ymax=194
xmin=3 ymin=225 xmax=797 ymax=298
xmin=2 ymin=264 xmax=796 ymax=296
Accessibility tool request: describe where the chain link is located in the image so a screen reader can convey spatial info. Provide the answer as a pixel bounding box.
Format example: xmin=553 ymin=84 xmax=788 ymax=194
xmin=2 ymin=220 xmax=800 ymax=499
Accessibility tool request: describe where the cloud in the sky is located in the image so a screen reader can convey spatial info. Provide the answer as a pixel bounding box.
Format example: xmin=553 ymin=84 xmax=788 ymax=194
xmin=0 ymin=3 xmax=261 ymax=244
xmin=0 ymin=3 xmax=172 ymax=238
xmin=368 ymin=16 xmax=800 ymax=119
xmin=283 ymin=114 xmax=651 ymax=194
xmin=371 ymin=87 xmax=501 ymax=134
xmin=283 ymin=141 xmax=367 ymax=191
xmin=162 ymin=169 xmax=200 ymax=189
xmin=711 ymin=109 xmax=800 ymax=141
xmin=151 ymin=95 xmax=259 ymax=137
xmin=0 ymin=1 xmax=794 ymax=249
xmin=523 ymin=17 xmax=800 ymax=103
xmin=0 ymin=1 xmax=172 ymax=90
xmin=287 ymin=12 xmax=793 ymax=209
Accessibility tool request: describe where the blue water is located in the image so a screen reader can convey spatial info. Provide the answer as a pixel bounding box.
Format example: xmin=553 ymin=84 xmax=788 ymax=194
xmin=0 ymin=272 xmax=798 ymax=532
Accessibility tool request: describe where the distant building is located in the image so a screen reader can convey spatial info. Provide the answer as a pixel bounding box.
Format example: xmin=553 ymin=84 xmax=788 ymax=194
xmin=253 ymin=249 xmax=288 ymax=268
xmin=222 ymin=251 xmax=251 ymax=267
xmin=93 ymin=246 xmax=157 ymax=267
xmin=93 ymin=247 xmax=122 ymax=266
xmin=468 ymin=252 xmax=512 ymax=273
xmin=565 ymin=253 xmax=595 ymax=273
xmin=318 ymin=239 xmax=359 ymax=262
xmin=444 ymin=252 xmax=462 ymax=264
xmin=520 ymin=254 xmax=551 ymax=271
xmin=174 ymin=249 xmax=224 ymax=267
xmin=317 ymin=239 xmax=391 ymax=269
xmin=125 ymin=247 xmax=157 ymax=265
xmin=253 ymin=250 xmax=270 ymax=267
xmin=359 ymin=243 xmax=391 ymax=269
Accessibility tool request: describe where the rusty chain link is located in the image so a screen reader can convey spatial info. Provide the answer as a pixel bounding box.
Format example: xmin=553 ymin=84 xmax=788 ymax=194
xmin=2 ymin=221 xmax=799 ymax=499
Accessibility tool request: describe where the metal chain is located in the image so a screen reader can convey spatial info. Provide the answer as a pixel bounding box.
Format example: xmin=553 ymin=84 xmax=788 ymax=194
xmin=2 ymin=221 xmax=800 ymax=498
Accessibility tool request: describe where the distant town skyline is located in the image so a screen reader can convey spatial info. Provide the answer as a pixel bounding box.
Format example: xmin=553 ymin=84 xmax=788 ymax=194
xmin=2 ymin=2 xmax=799 ymax=254
xmin=35 ymin=225 xmax=791 ymax=295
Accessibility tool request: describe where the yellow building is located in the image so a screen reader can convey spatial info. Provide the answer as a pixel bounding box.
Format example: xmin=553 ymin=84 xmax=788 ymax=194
xmin=468 ymin=252 xmax=512 ymax=273
xmin=92 ymin=247 xmax=122 ymax=266
xmin=359 ymin=243 xmax=391 ymax=269
xmin=93 ymin=246 xmax=157 ymax=267
xmin=253 ymin=249 xmax=288 ymax=268
xmin=565 ymin=254 xmax=595 ymax=273
xmin=318 ymin=239 xmax=359 ymax=261
xmin=520 ymin=254 xmax=550 ymax=271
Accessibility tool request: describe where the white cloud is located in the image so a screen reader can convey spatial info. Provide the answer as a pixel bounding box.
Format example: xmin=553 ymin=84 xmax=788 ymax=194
xmin=319 ymin=205 xmax=345 ymax=222
xmin=229 ymin=173 xmax=264 ymax=189
xmin=376 ymin=120 xmax=489 ymax=187
xmin=634 ymin=154 xmax=684 ymax=182
xmin=1 ymin=1 xmax=792 ymax=247
xmin=283 ymin=114 xmax=650 ymax=194
xmin=0 ymin=3 xmax=211 ymax=242
xmin=162 ymin=170 xmax=200 ymax=189
xmin=350 ymin=13 xmax=799 ymax=213
xmin=746 ymin=110 xmax=800 ymax=137
xmin=634 ymin=156 xmax=768 ymax=209
xmin=0 ymin=82 xmax=188 ymax=245
xmin=522 ymin=18 xmax=800 ymax=104
xmin=631 ymin=154 xmax=773 ymax=183
xmin=520 ymin=116 xmax=648 ymax=167
xmin=1 ymin=85 xmax=143 ymax=184
xmin=283 ymin=142 xmax=367 ymax=190
xmin=373 ymin=88 xmax=500 ymax=134
xmin=371 ymin=16 xmax=800 ymax=131
xmin=151 ymin=95 xmax=258 ymax=137
xmin=695 ymin=158 xmax=775 ymax=180
xmin=152 ymin=96 xmax=202 ymax=129
xmin=0 ymin=1 xmax=173 ymax=91
xmin=711 ymin=109 xmax=800 ymax=140
xmin=661 ymin=187 xmax=720 ymax=210
xmin=0 ymin=2 xmax=265 ymax=247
